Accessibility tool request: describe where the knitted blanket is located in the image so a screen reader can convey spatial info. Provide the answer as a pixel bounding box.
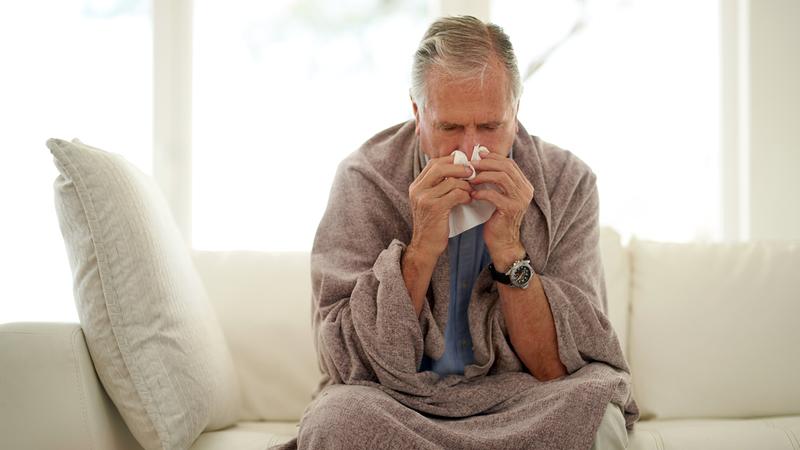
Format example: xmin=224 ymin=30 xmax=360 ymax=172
xmin=274 ymin=120 xmax=639 ymax=449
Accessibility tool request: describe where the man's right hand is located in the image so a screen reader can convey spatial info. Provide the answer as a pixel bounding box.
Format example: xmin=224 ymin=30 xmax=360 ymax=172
xmin=402 ymin=154 xmax=473 ymax=317
xmin=407 ymin=154 xmax=474 ymax=259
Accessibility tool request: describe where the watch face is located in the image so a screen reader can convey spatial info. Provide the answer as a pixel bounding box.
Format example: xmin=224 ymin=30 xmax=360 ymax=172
xmin=512 ymin=264 xmax=532 ymax=286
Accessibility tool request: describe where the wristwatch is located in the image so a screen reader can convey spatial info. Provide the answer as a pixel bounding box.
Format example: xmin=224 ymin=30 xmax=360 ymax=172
xmin=489 ymin=253 xmax=533 ymax=289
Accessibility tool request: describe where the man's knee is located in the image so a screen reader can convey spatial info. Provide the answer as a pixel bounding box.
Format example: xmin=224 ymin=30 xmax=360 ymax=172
xmin=591 ymin=403 xmax=629 ymax=450
xmin=298 ymin=385 xmax=394 ymax=448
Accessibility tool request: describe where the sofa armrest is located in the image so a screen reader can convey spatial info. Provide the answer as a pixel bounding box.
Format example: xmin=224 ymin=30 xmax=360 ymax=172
xmin=0 ymin=322 xmax=142 ymax=450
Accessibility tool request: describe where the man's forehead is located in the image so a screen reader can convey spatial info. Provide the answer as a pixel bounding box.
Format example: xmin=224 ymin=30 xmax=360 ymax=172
xmin=426 ymin=94 xmax=513 ymax=124
xmin=424 ymin=66 xmax=514 ymax=121
xmin=427 ymin=66 xmax=509 ymax=95
xmin=428 ymin=107 xmax=512 ymax=126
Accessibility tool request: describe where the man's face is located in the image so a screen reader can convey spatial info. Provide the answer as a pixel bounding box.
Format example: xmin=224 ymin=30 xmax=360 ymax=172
xmin=413 ymin=62 xmax=519 ymax=160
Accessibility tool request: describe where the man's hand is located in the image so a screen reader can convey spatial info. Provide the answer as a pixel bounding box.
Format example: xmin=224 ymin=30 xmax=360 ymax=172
xmin=470 ymin=152 xmax=534 ymax=269
xmin=407 ymin=154 xmax=474 ymax=260
xmin=402 ymin=154 xmax=473 ymax=317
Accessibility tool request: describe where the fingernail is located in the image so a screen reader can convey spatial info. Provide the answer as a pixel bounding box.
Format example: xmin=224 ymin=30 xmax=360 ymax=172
xmin=464 ymin=166 xmax=472 ymax=174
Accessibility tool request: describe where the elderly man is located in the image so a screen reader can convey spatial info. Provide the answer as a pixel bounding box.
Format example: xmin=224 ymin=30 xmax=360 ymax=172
xmin=277 ymin=15 xmax=639 ymax=450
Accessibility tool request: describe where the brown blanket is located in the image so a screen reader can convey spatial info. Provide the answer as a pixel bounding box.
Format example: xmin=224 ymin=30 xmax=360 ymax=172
xmin=274 ymin=120 xmax=639 ymax=449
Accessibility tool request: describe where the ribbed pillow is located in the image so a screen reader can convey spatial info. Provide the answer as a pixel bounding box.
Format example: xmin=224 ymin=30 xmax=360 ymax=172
xmin=49 ymin=138 xmax=241 ymax=450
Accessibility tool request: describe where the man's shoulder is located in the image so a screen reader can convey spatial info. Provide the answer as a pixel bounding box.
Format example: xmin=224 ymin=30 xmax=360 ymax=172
xmin=527 ymin=134 xmax=597 ymax=188
xmin=360 ymin=120 xmax=416 ymax=154
xmin=337 ymin=120 xmax=417 ymax=185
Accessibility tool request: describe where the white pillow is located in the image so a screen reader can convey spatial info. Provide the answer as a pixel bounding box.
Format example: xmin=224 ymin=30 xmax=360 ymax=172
xmin=49 ymin=138 xmax=241 ymax=450
xmin=628 ymin=238 xmax=800 ymax=420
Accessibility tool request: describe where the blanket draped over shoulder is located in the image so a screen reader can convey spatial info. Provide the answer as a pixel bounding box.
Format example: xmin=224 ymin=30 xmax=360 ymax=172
xmin=277 ymin=121 xmax=639 ymax=450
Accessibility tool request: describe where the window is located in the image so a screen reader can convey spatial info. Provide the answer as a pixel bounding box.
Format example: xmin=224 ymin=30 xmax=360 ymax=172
xmin=0 ymin=0 xmax=152 ymax=323
xmin=2 ymin=0 xmax=725 ymax=324
xmin=192 ymin=0 xmax=429 ymax=251
xmin=493 ymin=0 xmax=721 ymax=242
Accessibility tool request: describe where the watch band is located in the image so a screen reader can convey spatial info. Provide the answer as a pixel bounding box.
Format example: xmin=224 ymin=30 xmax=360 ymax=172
xmin=488 ymin=264 xmax=513 ymax=284
xmin=488 ymin=253 xmax=530 ymax=285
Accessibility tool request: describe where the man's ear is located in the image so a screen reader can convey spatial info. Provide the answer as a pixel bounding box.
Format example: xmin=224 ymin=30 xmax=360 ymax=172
xmin=513 ymin=99 xmax=520 ymax=133
xmin=411 ymin=96 xmax=421 ymax=135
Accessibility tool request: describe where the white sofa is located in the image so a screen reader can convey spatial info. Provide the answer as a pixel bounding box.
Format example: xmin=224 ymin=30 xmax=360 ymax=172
xmin=2 ymin=228 xmax=799 ymax=450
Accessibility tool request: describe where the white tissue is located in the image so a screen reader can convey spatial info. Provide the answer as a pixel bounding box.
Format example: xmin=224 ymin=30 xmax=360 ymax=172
xmin=448 ymin=145 xmax=497 ymax=237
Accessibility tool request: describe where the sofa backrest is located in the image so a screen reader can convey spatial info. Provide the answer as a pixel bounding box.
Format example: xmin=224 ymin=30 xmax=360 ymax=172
xmin=192 ymin=251 xmax=318 ymax=423
xmin=628 ymin=238 xmax=800 ymax=420
xmin=599 ymin=227 xmax=631 ymax=359
xmin=192 ymin=227 xmax=632 ymax=423
xmin=193 ymin=232 xmax=800 ymax=423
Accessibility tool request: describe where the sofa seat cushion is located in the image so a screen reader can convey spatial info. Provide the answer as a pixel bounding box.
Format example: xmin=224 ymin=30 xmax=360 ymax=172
xmin=628 ymin=416 xmax=800 ymax=450
xmin=190 ymin=421 xmax=298 ymax=450
xmin=191 ymin=417 xmax=800 ymax=450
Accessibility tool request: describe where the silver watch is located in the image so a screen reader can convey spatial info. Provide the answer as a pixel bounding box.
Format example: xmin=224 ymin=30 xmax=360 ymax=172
xmin=488 ymin=253 xmax=533 ymax=289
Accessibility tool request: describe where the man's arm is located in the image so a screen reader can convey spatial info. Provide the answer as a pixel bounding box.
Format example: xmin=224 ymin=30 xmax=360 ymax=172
xmin=401 ymin=244 xmax=436 ymax=317
xmin=470 ymin=152 xmax=567 ymax=381
xmin=491 ymin=246 xmax=567 ymax=381
xmin=402 ymin=154 xmax=474 ymax=317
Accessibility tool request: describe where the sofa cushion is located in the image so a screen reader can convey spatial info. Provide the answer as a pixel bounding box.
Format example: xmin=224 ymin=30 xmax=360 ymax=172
xmin=0 ymin=323 xmax=143 ymax=450
xmin=49 ymin=138 xmax=241 ymax=450
xmin=628 ymin=416 xmax=800 ymax=450
xmin=628 ymin=238 xmax=800 ymax=420
xmin=192 ymin=251 xmax=320 ymax=422
xmin=190 ymin=421 xmax=297 ymax=450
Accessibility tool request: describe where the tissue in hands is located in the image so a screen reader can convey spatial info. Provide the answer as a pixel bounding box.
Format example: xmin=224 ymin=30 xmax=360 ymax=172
xmin=448 ymin=145 xmax=498 ymax=237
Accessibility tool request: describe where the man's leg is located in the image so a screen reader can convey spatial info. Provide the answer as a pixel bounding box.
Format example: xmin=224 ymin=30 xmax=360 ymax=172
xmin=591 ymin=403 xmax=629 ymax=450
xmin=297 ymin=384 xmax=439 ymax=450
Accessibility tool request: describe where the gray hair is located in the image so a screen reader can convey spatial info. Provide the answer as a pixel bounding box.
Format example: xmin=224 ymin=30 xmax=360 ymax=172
xmin=410 ymin=15 xmax=522 ymax=110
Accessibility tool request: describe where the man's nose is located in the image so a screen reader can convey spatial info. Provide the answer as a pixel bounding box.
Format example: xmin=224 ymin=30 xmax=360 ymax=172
xmin=461 ymin=128 xmax=480 ymax=159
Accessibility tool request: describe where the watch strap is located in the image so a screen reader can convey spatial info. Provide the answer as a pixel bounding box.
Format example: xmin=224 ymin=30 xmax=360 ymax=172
xmin=488 ymin=263 xmax=512 ymax=284
xmin=488 ymin=253 xmax=530 ymax=285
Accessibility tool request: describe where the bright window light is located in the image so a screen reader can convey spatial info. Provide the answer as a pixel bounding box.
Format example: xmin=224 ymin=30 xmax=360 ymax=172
xmin=191 ymin=0 xmax=429 ymax=251
xmin=494 ymin=0 xmax=721 ymax=242
xmin=0 ymin=0 xmax=152 ymax=323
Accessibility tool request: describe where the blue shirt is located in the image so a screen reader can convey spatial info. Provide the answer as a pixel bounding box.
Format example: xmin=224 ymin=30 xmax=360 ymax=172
xmin=418 ymin=224 xmax=492 ymax=376
xmin=415 ymin=148 xmax=512 ymax=376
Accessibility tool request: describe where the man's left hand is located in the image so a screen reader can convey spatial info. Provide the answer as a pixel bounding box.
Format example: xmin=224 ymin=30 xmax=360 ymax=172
xmin=470 ymin=151 xmax=534 ymax=270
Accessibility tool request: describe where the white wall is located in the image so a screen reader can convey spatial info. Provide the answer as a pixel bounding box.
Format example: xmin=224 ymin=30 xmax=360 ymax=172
xmin=748 ymin=0 xmax=800 ymax=240
xmin=722 ymin=0 xmax=800 ymax=241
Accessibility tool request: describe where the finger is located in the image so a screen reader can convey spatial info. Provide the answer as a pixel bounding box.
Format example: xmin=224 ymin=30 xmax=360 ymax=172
xmin=441 ymin=186 xmax=472 ymax=210
xmin=469 ymin=171 xmax=514 ymax=196
xmin=475 ymin=151 xmax=525 ymax=175
xmin=476 ymin=150 xmax=504 ymax=160
xmin=429 ymin=177 xmax=472 ymax=199
xmin=472 ymin=155 xmax=529 ymax=191
xmin=470 ymin=188 xmax=513 ymax=210
xmin=419 ymin=162 xmax=474 ymax=188
xmin=415 ymin=152 xmax=450 ymax=182
xmin=471 ymin=156 xmax=515 ymax=174
xmin=475 ymin=151 xmax=510 ymax=163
